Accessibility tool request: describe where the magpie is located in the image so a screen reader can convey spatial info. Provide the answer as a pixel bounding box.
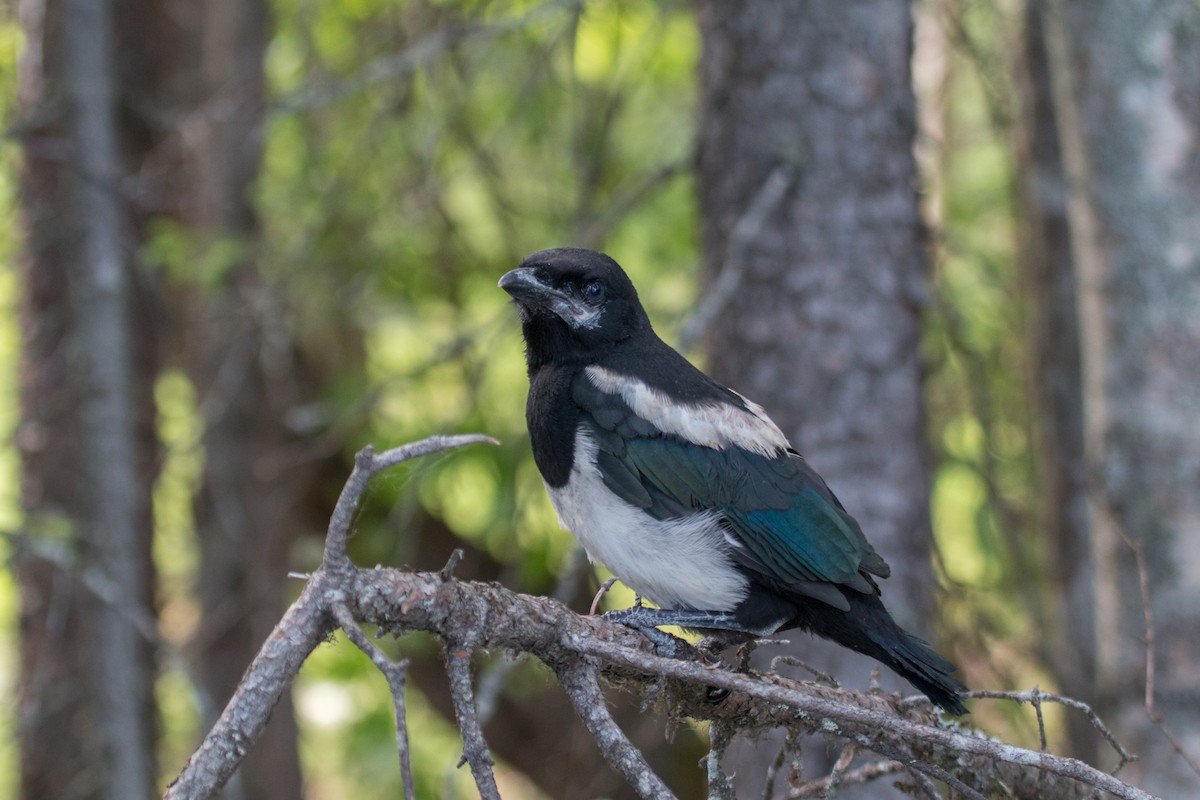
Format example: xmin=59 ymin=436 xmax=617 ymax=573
xmin=499 ymin=247 xmax=967 ymax=715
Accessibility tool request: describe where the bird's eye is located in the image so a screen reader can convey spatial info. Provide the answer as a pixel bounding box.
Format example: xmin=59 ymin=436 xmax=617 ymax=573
xmin=582 ymin=280 xmax=605 ymax=305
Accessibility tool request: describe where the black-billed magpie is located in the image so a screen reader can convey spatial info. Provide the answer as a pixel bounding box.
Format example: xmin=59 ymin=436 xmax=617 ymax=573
xmin=500 ymin=247 xmax=967 ymax=715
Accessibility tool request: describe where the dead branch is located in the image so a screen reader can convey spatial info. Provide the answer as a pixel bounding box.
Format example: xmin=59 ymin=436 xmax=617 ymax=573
xmin=788 ymin=757 xmax=903 ymax=799
xmin=165 ymin=435 xmax=1162 ymax=800
xmin=331 ymin=602 xmax=416 ymax=799
xmin=556 ymin=656 xmax=675 ymax=799
xmin=1118 ymin=525 xmax=1200 ymax=779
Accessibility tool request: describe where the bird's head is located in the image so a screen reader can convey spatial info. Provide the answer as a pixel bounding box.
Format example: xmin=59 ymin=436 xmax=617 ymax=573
xmin=499 ymin=248 xmax=651 ymax=368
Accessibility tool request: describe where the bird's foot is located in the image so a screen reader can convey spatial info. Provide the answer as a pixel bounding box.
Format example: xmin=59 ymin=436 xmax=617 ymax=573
xmin=601 ymin=606 xmax=752 ymax=703
xmin=601 ymin=606 xmax=688 ymax=658
xmin=601 ymin=606 xmax=757 ymax=659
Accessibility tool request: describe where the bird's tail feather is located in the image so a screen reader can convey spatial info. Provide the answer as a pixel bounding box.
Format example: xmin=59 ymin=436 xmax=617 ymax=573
xmin=795 ymin=590 xmax=968 ymax=715
xmin=865 ymin=627 xmax=968 ymax=716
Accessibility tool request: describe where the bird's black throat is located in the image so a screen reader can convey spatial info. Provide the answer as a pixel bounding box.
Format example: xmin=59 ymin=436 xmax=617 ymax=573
xmin=525 ymin=361 xmax=582 ymax=488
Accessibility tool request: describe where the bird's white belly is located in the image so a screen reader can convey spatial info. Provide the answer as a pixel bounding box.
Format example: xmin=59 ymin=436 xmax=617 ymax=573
xmin=546 ymin=430 xmax=747 ymax=612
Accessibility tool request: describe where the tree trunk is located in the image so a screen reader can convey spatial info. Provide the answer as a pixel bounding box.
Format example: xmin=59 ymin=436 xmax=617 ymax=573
xmin=15 ymin=0 xmax=160 ymax=797
xmin=1043 ymin=0 xmax=1200 ymax=791
xmin=696 ymin=2 xmax=933 ymax=796
xmin=172 ymin=2 xmax=308 ymax=798
xmin=1011 ymin=0 xmax=1097 ymax=761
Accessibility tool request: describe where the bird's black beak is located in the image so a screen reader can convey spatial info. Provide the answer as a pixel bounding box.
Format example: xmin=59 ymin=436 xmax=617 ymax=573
xmin=498 ymin=266 xmax=545 ymax=302
xmin=498 ymin=267 xmax=551 ymax=320
xmin=499 ymin=266 xmax=595 ymax=328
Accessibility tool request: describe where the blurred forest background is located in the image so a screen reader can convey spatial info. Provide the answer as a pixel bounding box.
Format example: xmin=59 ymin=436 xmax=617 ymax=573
xmin=1 ymin=0 xmax=1198 ymax=798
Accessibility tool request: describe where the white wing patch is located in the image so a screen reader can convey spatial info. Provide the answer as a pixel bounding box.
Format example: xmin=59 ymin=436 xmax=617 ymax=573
xmin=584 ymin=365 xmax=789 ymax=457
xmin=546 ymin=430 xmax=748 ymax=612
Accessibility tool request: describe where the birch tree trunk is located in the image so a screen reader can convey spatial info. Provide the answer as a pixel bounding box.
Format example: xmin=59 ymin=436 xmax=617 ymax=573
xmin=1043 ymin=0 xmax=1200 ymax=791
xmin=696 ymin=2 xmax=934 ymax=795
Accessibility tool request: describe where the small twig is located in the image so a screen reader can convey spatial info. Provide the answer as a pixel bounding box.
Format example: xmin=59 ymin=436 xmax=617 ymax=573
xmin=961 ymin=689 xmax=1134 ymax=770
xmin=904 ymin=767 xmax=946 ymax=800
xmin=322 ymin=445 xmax=376 ymax=570
xmin=323 ymin=434 xmax=496 ymax=569
xmin=1120 ymin=531 xmax=1157 ymax=715
xmin=863 ymin=737 xmax=986 ymax=800
xmin=827 ymin=742 xmax=859 ymax=798
xmin=332 ymin=604 xmax=415 ymax=799
xmin=762 ymin=735 xmax=789 ymax=800
xmin=369 ymin=434 xmax=499 ymax=476
xmin=444 ymin=644 xmax=500 ymax=799
xmin=1117 ymin=526 xmax=1200 ymax=779
xmin=1031 ymin=687 xmax=1049 ymax=752
xmin=590 ymin=576 xmax=620 ymax=615
xmin=440 ymin=548 xmax=465 ymax=580
xmin=706 ymin=720 xmax=735 ymax=800
xmin=787 ymin=758 xmax=903 ymax=798
xmin=557 ymin=657 xmax=677 ymax=800
xmin=770 ymin=654 xmax=839 ymax=688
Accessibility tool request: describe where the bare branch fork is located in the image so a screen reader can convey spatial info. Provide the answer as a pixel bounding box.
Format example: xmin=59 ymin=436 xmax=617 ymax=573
xmin=165 ymin=435 xmax=1160 ymax=800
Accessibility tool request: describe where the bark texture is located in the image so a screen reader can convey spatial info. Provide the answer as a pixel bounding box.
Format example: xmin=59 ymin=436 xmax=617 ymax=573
xmin=1043 ymin=0 xmax=1200 ymax=791
xmin=696 ymin=2 xmax=934 ymax=796
xmin=1011 ymin=0 xmax=1096 ymax=760
xmin=63 ymin=0 xmax=154 ymax=795
xmin=167 ymin=438 xmax=1154 ymax=800
xmin=17 ymin=2 xmax=320 ymax=797
xmin=15 ymin=1 xmax=161 ymax=797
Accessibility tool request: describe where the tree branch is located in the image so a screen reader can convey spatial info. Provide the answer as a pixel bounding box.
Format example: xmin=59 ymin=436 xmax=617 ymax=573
xmin=444 ymin=643 xmax=501 ymax=798
xmin=165 ymin=435 xmax=1161 ymax=800
xmin=164 ymin=579 xmax=331 ymax=799
xmin=331 ymin=603 xmax=416 ymax=799
xmin=556 ymin=656 xmax=677 ymax=799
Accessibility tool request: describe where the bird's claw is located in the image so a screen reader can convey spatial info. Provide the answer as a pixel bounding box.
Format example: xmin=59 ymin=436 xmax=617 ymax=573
xmin=601 ymin=606 xmax=689 ymax=659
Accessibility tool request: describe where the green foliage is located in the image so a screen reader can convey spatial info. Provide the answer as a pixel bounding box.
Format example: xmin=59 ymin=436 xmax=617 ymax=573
xmin=0 ymin=12 xmax=25 ymax=795
xmin=297 ymin=632 xmax=480 ymax=799
xmin=922 ymin=0 xmax=1072 ymax=746
xmin=0 ymin=0 xmax=1082 ymax=791
xmin=150 ymin=372 xmax=206 ymax=790
xmin=141 ymin=220 xmax=252 ymax=288
xmin=255 ymin=0 xmax=701 ymax=792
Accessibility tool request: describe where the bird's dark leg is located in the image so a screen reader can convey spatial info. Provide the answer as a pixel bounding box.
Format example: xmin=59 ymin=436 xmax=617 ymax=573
xmin=602 ymin=605 xmax=764 ymax=634
xmin=601 ymin=605 xmax=770 ymax=652
xmin=601 ymin=604 xmax=691 ymax=658
xmin=601 ymin=605 xmax=748 ymax=702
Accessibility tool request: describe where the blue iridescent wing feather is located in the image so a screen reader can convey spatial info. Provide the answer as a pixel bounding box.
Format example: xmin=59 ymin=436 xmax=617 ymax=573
xmin=577 ymin=374 xmax=889 ymax=599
